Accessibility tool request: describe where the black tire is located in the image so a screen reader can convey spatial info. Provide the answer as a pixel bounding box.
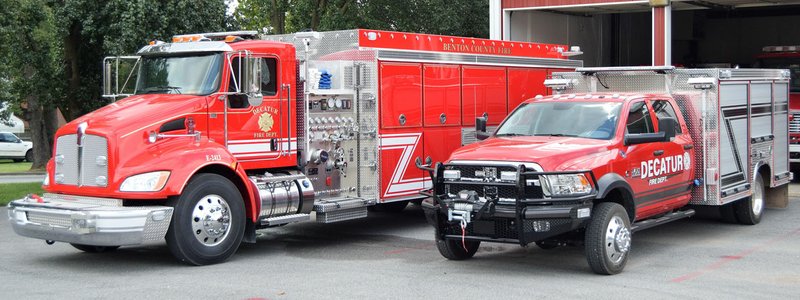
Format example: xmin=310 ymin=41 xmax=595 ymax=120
xmin=734 ymin=174 xmax=764 ymax=225
xmin=436 ymin=235 xmax=480 ymax=260
xmin=12 ymin=159 xmax=23 ymax=163
xmin=70 ymin=243 xmax=120 ymax=253
xmin=535 ymin=240 xmax=559 ymax=250
xmin=585 ymin=202 xmax=632 ymax=275
xmin=719 ymin=203 xmax=738 ymax=223
xmin=25 ymin=150 xmax=33 ymax=162
xmin=166 ymin=173 xmax=245 ymax=265
xmin=372 ymin=200 xmax=409 ymax=212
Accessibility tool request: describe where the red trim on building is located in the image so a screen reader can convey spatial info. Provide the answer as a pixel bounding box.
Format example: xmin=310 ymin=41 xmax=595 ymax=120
xmin=653 ymin=7 xmax=665 ymax=66
xmin=502 ymin=0 xmax=642 ymax=9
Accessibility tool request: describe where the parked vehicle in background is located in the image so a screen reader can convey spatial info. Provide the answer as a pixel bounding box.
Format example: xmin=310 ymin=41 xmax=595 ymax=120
xmin=755 ymin=46 xmax=800 ymax=168
xmin=0 ymin=132 xmax=33 ymax=162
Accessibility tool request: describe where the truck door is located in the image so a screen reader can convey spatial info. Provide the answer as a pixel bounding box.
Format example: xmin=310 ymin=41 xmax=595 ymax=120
xmin=651 ymin=99 xmax=694 ymax=209
xmin=623 ymin=100 xmax=665 ymax=220
xmin=218 ymin=55 xmax=296 ymax=169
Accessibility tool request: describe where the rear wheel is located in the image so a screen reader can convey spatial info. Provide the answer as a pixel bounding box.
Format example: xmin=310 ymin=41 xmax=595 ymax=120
xmin=12 ymin=159 xmax=23 ymax=163
xmin=734 ymin=174 xmax=764 ymax=225
xmin=70 ymin=244 xmax=120 ymax=253
xmin=25 ymin=150 xmax=33 ymax=162
xmin=585 ymin=202 xmax=631 ymax=275
xmin=166 ymin=173 xmax=245 ymax=265
xmin=436 ymin=234 xmax=480 ymax=260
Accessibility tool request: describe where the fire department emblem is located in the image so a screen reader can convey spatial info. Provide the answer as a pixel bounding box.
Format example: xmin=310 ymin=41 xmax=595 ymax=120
xmin=258 ymin=112 xmax=274 ymax=132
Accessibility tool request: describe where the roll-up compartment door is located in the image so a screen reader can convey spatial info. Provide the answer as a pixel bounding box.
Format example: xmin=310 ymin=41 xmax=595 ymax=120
xmin=462 ymin=66 xmax=507 ymax=126
xmin=380 ymin=62 xmax=422 ymax=129
xmin=423 ymin=64 xmax=461 ymax=127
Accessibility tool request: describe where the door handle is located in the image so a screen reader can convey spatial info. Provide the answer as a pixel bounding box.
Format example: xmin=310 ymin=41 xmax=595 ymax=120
xmin=653 ymin=150 xmax=665 ymax=156
xmin=683 ymin=144 xmax=693 ymax=150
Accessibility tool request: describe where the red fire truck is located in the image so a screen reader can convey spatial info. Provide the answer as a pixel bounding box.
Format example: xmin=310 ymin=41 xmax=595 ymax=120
xmin=755 ymin=46 xmax=800 ymax=167
xmin=420 ymin=66 xmax=791 ymax=274
xmin=7 ymin=30 xmax=581 ymax=265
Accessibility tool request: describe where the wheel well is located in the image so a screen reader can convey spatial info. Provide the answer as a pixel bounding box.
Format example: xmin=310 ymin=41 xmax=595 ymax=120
xmin=194 ymin=164 xmax=253 ymax=219
xmin=757 ymin=164 xmax=771 ymax=187
xmin=596 ymin=188 xmax=635 ymax=221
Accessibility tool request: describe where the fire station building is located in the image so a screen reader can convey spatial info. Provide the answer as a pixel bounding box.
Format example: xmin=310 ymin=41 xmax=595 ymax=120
xmin=489 ymin=0 xmax=800 ymax=67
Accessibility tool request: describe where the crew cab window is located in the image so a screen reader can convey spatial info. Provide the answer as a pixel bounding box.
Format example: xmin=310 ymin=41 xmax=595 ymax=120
xmin=495 ymin=101 xmax=621 ymax=140
xmin=625 ymin=101 xmax=654 ymax=134
xmin=228 ymin=57 xmax=278 ymax=109
xmin=652 ymin=100 xmax=682 ymax=134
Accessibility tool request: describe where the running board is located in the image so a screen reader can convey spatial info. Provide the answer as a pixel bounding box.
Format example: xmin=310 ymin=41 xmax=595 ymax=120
xmin=260 ymin=213 xmax=310 ymax=226
xmin=631 ymin=209 xmax=695 ymax=232
xmin=314 ymin=198 xmax=375 ymax=223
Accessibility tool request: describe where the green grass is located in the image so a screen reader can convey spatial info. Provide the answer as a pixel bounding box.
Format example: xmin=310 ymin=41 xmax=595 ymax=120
xmin=0 ymin=182 xmax=44 ymax=206
xmin=0 ymin=160 xmax=34 ymax=173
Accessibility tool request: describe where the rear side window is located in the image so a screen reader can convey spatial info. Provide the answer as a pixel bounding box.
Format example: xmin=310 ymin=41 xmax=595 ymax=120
xmin=652 ymin=100 xmax=682 ymax=134
xmin=625 ymin=101 xmax=654 ymax=134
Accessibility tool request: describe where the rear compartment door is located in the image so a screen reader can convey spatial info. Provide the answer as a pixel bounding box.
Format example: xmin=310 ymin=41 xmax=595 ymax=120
xmin=462 ymin=66 xmax=507 ymax=126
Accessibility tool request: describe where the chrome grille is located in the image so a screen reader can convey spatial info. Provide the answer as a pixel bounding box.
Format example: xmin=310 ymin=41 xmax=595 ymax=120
xmin=26 ymin=211 xmax=71 ymax=228
xmin=789 ymin=113 xmax=800 ymax=133
xmin=80 ymin=135 xmax=109 ymax=187
xmin=54 ymin=134 xmax=109 ymax=187
xmin=55 ymin=135 xmax=79 ymax=185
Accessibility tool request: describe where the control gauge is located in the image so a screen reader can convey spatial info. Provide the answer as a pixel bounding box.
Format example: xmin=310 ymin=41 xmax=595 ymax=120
xmin=334 ymin=98 xmax=343 ymax=108
xmin=327 ymin=97 xmax=336 ymax=109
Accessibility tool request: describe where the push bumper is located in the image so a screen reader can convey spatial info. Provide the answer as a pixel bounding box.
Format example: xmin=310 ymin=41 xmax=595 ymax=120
xmin=790 ymin=144 xmax=800 ymax=164
xmin=8 ymin=193 xmax=173 ymax=246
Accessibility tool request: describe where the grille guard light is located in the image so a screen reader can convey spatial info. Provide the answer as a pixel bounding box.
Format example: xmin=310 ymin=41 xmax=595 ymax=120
xmin=443 ymin=170 xmax=461 ymax=180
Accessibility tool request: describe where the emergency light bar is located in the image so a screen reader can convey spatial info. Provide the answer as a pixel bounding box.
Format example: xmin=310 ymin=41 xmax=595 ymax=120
xmin=762 ymin=45 xmax=799 ymax=52
xmin=687 ymin=77 xmax=716 ymax=90
xmin=576 ymin=66 xmax=675 ymax=75
xmin=543 ymin=78 xmax=576 ymax=91
xmin=172 ymin=31 xmax=259 ymax=43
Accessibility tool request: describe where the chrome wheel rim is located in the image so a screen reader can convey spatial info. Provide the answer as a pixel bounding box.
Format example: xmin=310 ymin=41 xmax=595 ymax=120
xmin=604 ymin=215 xmax=630 ymax=264
xmin=752 ymin=179 xmax=764 ymax=216
xmin=191 ymin=194 xmax=231 ymax=247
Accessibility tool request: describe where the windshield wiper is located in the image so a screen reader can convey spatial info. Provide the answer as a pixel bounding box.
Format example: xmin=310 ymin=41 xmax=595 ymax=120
xmin=496 ymin=133 xmax=527 ymax=137
xmin=536 ymin=133 xmax=578 ymax=137
xmin=139 ymin=86 xmax=183 ymax=94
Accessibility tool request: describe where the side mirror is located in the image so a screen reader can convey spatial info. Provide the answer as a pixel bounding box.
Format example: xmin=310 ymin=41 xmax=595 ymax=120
xmin=658 ymin=117 xmax=677 ymax=141
xmin=237 ymin=56 xmax=263 ymax=106
xmin=624 ymin=132 xmax=666 ymax=146
xmin=475 ymin=117 xmax=490 ymax=140
xmin=102 ymin=56 xmax=141 ymax=101
xmin=16 ymin=139 xmax=22 ymax=143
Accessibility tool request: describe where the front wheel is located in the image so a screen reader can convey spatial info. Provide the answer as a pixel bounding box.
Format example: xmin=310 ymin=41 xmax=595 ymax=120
xmin=25 ymin=150 xmax=33 ymax=162
xmin=166 ymin=173 xmax=245 ymax=265
xmin=585 ymin=202 xmax=632 ymax=275
xmin=436 ymin=234 xmax=480 ymax=260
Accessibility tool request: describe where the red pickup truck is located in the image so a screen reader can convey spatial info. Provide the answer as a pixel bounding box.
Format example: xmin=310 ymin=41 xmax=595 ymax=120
xmin=420 ymin=67 xmax=792 ymax=274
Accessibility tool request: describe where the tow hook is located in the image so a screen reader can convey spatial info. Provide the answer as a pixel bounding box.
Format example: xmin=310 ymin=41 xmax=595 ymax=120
xmin=45 ymin=240 xmax=55 ymax=245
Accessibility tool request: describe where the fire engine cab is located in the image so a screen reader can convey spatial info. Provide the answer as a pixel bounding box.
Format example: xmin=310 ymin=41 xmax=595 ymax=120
xmin=420 ymin=66 xmax=792 ymax=274
xmin=7 ymin=30 xmax=581 ymax=265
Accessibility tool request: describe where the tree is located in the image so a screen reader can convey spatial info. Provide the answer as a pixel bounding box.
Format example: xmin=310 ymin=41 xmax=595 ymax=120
xmin=0 ymin=0 xmax=229 ymax=169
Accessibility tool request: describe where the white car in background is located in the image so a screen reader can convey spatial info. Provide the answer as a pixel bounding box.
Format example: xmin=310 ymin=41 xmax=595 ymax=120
xmin=0 ymin=132 xmax=33 ymax=162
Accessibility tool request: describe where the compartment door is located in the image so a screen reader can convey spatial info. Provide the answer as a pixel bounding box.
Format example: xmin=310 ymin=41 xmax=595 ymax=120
xmin=423 ymin=64 xmax=461 ymax=127
xmin=508 ymin=68 xmax=548 ymax=111
xmin=462 ymin=66 xmax=507 ymax=126
xmin=380 ymin=62 xmax=422 ymax=129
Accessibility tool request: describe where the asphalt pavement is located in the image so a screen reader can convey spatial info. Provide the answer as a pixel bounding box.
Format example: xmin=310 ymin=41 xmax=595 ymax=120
xmin=1 ymin=192 xmax=799 ymax=299
xmin=0 ymin=174 xmax=45 ymax=184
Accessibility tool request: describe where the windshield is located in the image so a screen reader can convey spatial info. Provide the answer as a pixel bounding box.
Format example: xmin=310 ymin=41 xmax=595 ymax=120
xmin=135 ymin=53 xmax=223 ymax=95
xmin=757 ymin=57 xmax=800 ymax=93
xmin=495 ymin=101 xmax=622 ymax=140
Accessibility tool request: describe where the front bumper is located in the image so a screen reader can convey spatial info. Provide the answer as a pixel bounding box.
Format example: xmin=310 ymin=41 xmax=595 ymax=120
xmin=422 ymin=163 xmax=596 ymax=245
xmin=8 ymin=193 xmax=173 ymax=246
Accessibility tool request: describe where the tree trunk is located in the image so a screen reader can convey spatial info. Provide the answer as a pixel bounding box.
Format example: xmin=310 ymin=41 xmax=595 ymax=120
xmin=27 ymin=96 xmax=56 ymax=170
xmin=271 ymin=0 xmax=286 ymax=34
xmin=62 ymin=22 xmax=82 ymax=122
xmin=310 ymin=0 xmax=329 ymax=30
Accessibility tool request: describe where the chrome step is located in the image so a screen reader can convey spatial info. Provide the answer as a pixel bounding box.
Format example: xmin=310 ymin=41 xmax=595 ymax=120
xmin=631 ymin=209 xmax=695 ymax=232
xmin=260 ymin=213 xmax=310 ymax=226
xmin=316 ymin=207 xmax=367 ymax=223
xmin=313 ymin=198 xmax=375 ymax=213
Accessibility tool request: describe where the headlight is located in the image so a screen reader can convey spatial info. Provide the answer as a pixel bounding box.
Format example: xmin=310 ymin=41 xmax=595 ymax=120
xmin=541 ymin=173 xmax=592 ymax=196
xmin=119 ymin=171 xmax=170 ymax=192
xmin=443 ymin=170 xmax=461 ymax=180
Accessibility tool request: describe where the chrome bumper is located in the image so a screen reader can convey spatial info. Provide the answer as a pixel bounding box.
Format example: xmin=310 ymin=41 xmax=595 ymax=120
xmin=8 ymin=193 xmax=173 ymax=246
